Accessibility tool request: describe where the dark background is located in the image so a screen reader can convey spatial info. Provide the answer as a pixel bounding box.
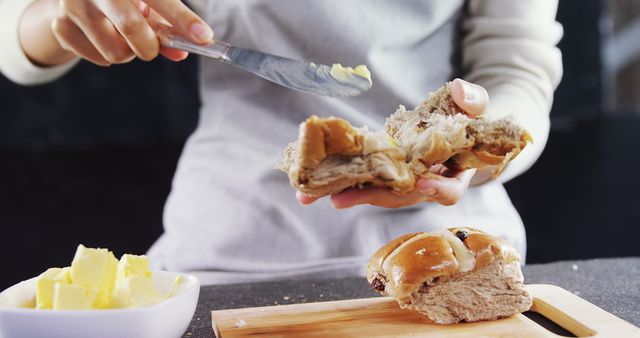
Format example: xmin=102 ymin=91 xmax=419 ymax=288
xmin=1 ymin=0 xmax=639 ymax=290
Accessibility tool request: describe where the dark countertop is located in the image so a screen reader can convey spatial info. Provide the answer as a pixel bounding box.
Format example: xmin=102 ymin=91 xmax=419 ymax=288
xmin=183 ymin=257 xmax=640 ymax=337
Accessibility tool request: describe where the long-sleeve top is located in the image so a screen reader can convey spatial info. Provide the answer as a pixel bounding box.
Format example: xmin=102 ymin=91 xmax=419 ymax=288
xmin=0 ymin=0 xmax=562 ymax=284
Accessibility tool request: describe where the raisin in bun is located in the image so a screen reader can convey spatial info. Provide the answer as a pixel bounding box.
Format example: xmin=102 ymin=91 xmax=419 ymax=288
xmin=367 ymin=227 xmax=532 ymax=324
xmin=277 ymin=83 xmax=531 ymax=197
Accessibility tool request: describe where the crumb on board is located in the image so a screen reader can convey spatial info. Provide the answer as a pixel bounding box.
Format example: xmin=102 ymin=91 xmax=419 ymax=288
xmin=235 ymin=319 xmax=247 ymax=328
xmin=571 ymin=264 xmax=578 ymax=271
xmin=283 ymin=296 xmax=290 ymax=300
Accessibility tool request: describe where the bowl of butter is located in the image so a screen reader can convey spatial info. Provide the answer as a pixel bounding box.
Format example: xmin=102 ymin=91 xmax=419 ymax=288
xmin=0 ymin=245 xmax=200 ymax=338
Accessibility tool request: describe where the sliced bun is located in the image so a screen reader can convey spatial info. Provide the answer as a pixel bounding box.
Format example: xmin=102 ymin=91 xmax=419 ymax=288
xmin=367 ymin=227 xmax=532 ymax=324
xmin=278 ymin=83 xmax=531 ymax=197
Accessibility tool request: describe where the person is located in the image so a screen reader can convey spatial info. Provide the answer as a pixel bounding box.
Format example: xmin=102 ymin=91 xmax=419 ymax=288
xmin=0 ymin=0 xmax=562 ymax=284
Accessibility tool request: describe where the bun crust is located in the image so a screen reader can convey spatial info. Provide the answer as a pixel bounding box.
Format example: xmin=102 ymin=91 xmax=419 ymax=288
xmin=278 ymin=83 xmax=531 ymax=197
xmin=297 ymin=116 xmax=364 ymax=170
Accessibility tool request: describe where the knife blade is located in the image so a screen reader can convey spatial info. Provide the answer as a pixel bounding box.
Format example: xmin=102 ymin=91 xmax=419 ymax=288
xmin=157 ymin=27 xmax=372 ymax=98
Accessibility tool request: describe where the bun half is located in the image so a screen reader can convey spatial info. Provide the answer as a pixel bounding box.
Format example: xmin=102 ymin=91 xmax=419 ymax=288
xmin=367 ymin=227 xmax=532 ymax=324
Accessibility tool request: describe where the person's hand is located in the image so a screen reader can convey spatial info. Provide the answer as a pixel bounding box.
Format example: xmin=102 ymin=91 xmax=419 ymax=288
xmin=20 ymin=0 xmax=213 ymax=67
xmin=297 ymin=78 xmax=489 ymax=209
xmin=298 ymin=166 xmax=477 ymax=208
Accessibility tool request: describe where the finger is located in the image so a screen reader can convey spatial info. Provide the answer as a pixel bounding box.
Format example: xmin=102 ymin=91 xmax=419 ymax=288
xmin=145 ymin=5 xmax=170 ymax=25
xmin=416 ymin=170 xmax=476 ymax=206
xmin=449 ymin=78 xmax=489 ymax=118
xmin=145 ymin=0 xmax=213 ymax=43
xmin=51 ymin=15 xmax=111 ymax=66
xmin=160 ymin=47 xmax=188 ymax=61
xmin=141 ymin=7 xmax=188 ymax=61
xmin=331 ymin=187 xmax=426 ymax=209
xmin=132 ymin=0 xmax=150 ymax=18
xmin=296 ymin=191 xmax=320 ymax=205
xmin=94 ymin=0 xmax=159 ymax=61
xmin=427 ymin=163 xmax=453 ymax=177
xmin=416 ymin=178 xmax=463 ymax=206
xmin=62 ymin=0 xmax=134 ymax=64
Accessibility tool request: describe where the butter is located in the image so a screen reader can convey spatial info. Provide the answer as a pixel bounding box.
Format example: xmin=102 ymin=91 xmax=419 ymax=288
xmin=111 ymin=254 xmax=165 ymax=308
xmin=387 ymin=134 xmax=398 ymax=147
xmin=52 ymin=283 xmax=99 ymax=310
xmin=352 ymin=65 xmax=371 ymax=79
xmin=116 ymin=254 xmax=152 ymax=282
xmin=329 ymin=63 xmax=372 ymax=85
xmin=111 ymin=276 xmax=165 ymax=308
xmin=34 ymin=245 xmax=172 ymax=310
xmin=70 ymin=244 xmax=118 ymax=308
xmin=36 ymin=267 xmax=71 ymax=309
xmin=362 ymin=130 xmax=397 ymax=154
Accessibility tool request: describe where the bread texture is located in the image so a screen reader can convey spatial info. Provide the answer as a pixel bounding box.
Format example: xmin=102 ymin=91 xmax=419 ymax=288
xmin=367 ymin=227 xmax=532 ymax=324
xmin=277 ymin=83 xmax=531 ymax=197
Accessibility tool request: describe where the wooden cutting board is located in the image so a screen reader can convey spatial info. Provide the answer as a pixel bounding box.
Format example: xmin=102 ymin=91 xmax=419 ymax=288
xmin=211 ymin=284 xmax=640 ymax=337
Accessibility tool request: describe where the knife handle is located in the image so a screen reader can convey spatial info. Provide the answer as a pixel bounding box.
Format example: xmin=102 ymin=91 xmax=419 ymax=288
xmin=156 ymin=25 xmax=231 ymax=62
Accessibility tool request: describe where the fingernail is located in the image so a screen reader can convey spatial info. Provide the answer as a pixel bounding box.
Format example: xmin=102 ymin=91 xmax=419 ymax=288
xmin=330 ymin=200 xmax=347 ymax=209
xmin=191 ymin=23 xmax=213 ymax=42
xmin=136 ymin=2 xmax=150 ymax=17
xmin=461 ymin=80 xmax=475 ymax=103
xmin=422 ymin=187 xmax=437 ymax=196
xmin=417 ymin=180 xmax=437 ymax=196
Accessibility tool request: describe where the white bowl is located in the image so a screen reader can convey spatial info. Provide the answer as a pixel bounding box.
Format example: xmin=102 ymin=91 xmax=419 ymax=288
xmin=0 ymin=271 xmax=200 ymax=338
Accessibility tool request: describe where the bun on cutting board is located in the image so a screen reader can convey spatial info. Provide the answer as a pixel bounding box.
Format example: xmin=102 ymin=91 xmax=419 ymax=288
xmin=277 ymin=83 xmax=531 ymax=197
xmin=367 ymin=227 xmax=532 ymax=324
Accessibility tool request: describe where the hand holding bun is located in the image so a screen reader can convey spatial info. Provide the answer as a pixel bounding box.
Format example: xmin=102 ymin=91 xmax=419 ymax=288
xmin=367 ymin=227 xmax=532 ymax=324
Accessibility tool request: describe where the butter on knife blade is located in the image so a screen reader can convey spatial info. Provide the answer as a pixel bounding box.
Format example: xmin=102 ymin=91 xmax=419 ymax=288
xmin=327 ymin=64 xmax=372 ymax=86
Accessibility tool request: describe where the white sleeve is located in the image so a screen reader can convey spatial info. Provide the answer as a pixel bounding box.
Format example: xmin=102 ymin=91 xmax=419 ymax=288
xmin=0 ymin=0 xmax=79 ymax=85
xmin=463 ymin=0 xmax=563 ymax=183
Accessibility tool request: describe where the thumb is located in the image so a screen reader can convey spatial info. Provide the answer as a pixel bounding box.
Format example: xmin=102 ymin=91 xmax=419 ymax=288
xmin=450 ymin=78 xmax=489 ymax=118
xmin=296 ymin=191 xmax=320 ymax=205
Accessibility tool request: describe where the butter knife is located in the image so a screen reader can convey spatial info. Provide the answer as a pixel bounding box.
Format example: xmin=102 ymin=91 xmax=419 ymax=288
xmin=156 ymin=27 xmax=371 ymax=97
